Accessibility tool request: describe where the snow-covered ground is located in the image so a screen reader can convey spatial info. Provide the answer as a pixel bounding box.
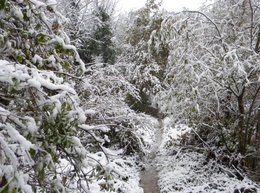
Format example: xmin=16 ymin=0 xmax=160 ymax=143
xmin=155 ymin=117 xmax=260 ymax=193
xmin=88 ymin=114 xmax=159 ymax=193
xmin=88 ymin=156 xmax=143 ymax=193
xmin=71 ymin=114 xmax=260 ymax=193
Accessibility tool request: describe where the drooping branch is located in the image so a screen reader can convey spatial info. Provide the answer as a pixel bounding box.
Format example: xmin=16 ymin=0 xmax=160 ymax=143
xmin=174 ymin=10 xmax=227 ymax=53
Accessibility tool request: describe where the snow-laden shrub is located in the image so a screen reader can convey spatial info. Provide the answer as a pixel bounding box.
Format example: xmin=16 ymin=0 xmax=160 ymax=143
xmin=0 ymin=1 xmax=162 ymax=192
xmin=157 ymin=119 xmax=260 ymax=193
xmin=0 ymin=0 xmax=146 ymax=192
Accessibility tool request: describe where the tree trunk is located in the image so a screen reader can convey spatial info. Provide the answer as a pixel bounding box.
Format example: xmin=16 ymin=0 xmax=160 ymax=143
xmin=238 ymin=94 xmax=246 ymax=154
xmin=255 ymin=30 xmax=260 ymax=53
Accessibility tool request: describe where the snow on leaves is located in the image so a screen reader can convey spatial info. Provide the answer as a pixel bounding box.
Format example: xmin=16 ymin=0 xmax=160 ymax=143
xmin=0 ymin=0 xmax=146 ymax=192
xmin=157 ymin=119 xmax=260 ymax=193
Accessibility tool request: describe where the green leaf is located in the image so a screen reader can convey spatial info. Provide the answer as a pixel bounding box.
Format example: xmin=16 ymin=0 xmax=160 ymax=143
xmin=106 ymin=175 xmax=112 ymax=181
xmin=23 ymin=13 xmax=29 ymax=21
xmin=16 ymin=54 xmax=23 ymax=63
xmin=35 ymin=23 xmax=41 ymax=30
xmin=29 ymin=148 xmax=36 ymax=157
xmin=21 ymin=31 xmax=28 ymax=39
xmin=64 ymin=61 xmax=70 ymax=72
xmin=0 ymin=0 xmax=6 ymax=10
xmin=0 ymin=184 xmax=9 ymax=193
xmin=13 ymin=79 xmax=19 ymax=88
xmin=36 ymin=33 xmax=47 ymax=44
xmin=54 ymin=44 xmax=65 ymax=53
xmin=54 ymin=44 xmax=72 ymax=54
xmin=12 ymin=188 xmax=17 ymax=193
xmin=38 ymin=167 xmax=45 ymax=183
xmin=25 ymin=50 xmax=30 ymax=60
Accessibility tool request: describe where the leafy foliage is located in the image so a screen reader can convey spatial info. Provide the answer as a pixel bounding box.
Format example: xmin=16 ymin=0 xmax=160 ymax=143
xmin=0 ymin=0 xmax=147 ymax=192
xmin=119 ymin=0 xmax=260 ymax=175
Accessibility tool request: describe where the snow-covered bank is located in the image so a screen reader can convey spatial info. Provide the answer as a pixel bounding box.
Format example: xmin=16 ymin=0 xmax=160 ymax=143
xmin=155 ymin=117 xmax=260 ymax=193
xmin=88 ymin=114 xmax=159 ymax=193
xmin=89 ymin=156 xmax=143 ymax=193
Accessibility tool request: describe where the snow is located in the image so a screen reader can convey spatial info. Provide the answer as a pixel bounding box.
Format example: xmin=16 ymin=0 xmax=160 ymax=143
xmin=29 ymin=0 xmax=46 ymax=9
xmin=16 ymin=172 xmax=33 ymax=193
xmin=101 ymin=146 xmax=123 ymax=158
xmin=157 ymin=151 xmax=259 ymax=192
xmin=160 ymin=118 xmax=191 ymax=147
xmin=107 ymin=156 xmax=144 ymax=193
xmin=0 ymin=107 xmax=10 ymax=116
xmin=0 ymin=60 xmax=76 ymax=94
xmin=153 ymin=118 xmax=260 ymax=193
xmin=48 ymin=36 xmax=86 ymax=72
xmin=53 ymin=111 xmax=158 ymax=193
xmin=0 ymin=135 xmax=19 ymax=167
xmin=32 ymin=54 xmax=43 ymax=65
xmin=37 ymin=75 xmax=76 ymax=94
xmin=47 ymin=55 xmax=56 ymax=64
xmin=70 ymin=136 xmax=82 ymax=147
xmin=79 ymin=124 xmax=111 ymax=132
xmin=134 ymin=114 xmax=160 ymax=153
xmin=59 ymin=152 xmax=143 ymax=193
xmin=1 ymin=0 xmax=259 ymax=191
xmin=28 ymin=77 xmax=41 ymax=89
xmin=46 ymin=0 xmax=57 ymax=7
xmin=24 ymin=116 xmax=38 ymax=133
xmin=76 ymin=107 xmax=87 ymax=123
xmin=50 ymin=99 xmax=61 ymax=118
xmin=85 ymin=109 xmax=96 ymax=115
xmin=5 ymin=123 xmax=34 ymax=150
xmin=12 ymin=6 xmax=24 ymax=20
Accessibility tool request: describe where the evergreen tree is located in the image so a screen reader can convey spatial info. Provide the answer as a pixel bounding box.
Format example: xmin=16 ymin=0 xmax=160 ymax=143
xmin=118 ymin=0 xmax=166 ymax=116
xmin=77 ymin=0 xmax=116 ymax=64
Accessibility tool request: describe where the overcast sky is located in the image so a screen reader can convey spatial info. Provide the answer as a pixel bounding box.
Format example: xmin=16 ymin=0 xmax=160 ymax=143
xmin=117 ymin=0 xmax=207 ymax=13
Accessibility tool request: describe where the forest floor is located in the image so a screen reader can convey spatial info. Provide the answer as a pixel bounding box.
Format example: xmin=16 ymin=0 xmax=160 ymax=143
xmin=138 ymin=117 xmax=260 ymax=193
xmin=139 ymin=119 xmax=163 ymax=193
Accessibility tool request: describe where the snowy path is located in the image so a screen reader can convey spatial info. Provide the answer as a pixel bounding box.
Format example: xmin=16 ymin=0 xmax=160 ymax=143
xmin=155 ymin=119 xmax=260 ymax=193
xmin=140 ymin=119 xmax=163 ymax=193
xmin=138 ymin=117 xmax=260 ymax=193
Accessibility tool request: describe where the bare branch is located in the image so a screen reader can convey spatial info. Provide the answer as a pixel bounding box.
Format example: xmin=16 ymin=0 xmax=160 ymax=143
xmin=248 ymin=0 xmax=254 ymax=49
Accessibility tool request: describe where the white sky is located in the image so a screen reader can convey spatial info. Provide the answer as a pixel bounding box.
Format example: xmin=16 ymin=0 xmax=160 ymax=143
xmin=117 ymin=0 xmax=206 ymax=13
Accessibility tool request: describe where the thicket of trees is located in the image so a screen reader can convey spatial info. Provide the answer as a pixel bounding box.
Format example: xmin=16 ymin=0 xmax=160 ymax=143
xmin=58 ymin=0 xmax=116 ymax=64
xmin=121 ymin=0 xmax=260 ymax=176
xmin=0 ymin=0 xmax=259 ymax=192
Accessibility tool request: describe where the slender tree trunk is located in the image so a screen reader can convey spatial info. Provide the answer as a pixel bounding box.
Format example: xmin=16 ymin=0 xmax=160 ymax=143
xmin=246 ymin=86 xmax=260 ymax=144
xmin=255 ymin=30 xmax=260 ymax=53
xmin=238 ymin=94 xmax=246 ymax=154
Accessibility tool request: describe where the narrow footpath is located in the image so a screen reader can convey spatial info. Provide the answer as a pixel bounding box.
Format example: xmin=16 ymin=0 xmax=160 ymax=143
xmin=140 ymin=119 xmax=163 ymax=193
